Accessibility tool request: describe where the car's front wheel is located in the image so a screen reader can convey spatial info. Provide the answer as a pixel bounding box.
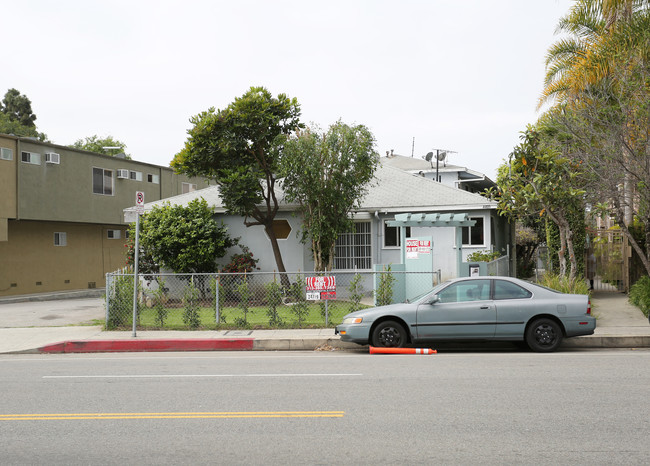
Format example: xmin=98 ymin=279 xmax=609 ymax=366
xmin=371 ymin=320 xmax=408 ymax=348
xmin=525 ymin=318 xmax=563 ymax=352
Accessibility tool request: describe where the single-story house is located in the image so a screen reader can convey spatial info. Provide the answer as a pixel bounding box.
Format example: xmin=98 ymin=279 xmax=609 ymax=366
xmin=125 ymin=159 xmax=513 ymax=281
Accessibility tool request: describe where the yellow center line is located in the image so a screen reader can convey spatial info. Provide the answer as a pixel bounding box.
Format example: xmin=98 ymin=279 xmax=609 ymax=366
xmin=0 ymin=411 xmax=345 ymax=421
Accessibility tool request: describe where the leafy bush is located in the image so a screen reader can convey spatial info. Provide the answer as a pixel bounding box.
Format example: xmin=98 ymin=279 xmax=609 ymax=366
xmin=629 ymin=276 xmax=650 ymax=318
xmin=221 ymin=245 xmax=259 ymax=273
xmin=182 ymin=281 xmax=201 ymax=329
xmin=348 ymin=273 xmax=364 ymax=312
xmin=538 ymin=273 xmax=589 ymax=295
xmin=107 ymin=272 xmax=135 ymax=329
xmin=152 ymin=278 xmax=168 ymax=327
xmin=376 ymin=265 xmax=396 ymax=306
xmin=289 ymin=274 xmax=309 ymax=327
xmin=265 ymin=281 xmax=284 ymax=327
xmin=467 ymin=250 xmax=501 ymax=262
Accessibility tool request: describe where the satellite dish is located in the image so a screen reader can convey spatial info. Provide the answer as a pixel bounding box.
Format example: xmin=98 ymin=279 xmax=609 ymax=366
xmin=425 ymin=152 xmax=434 ymax=162
xmin=437 ymin=151 xmax=447 ymax=161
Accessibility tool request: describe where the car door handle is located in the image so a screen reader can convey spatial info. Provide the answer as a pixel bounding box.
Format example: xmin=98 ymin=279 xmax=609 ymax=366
xmin=480 ymin=306 xmax=490 ymax=309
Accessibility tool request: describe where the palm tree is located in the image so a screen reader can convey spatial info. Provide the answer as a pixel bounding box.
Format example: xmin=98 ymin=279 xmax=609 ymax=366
xmin=539 ymin=0 xmax=648 ymax=109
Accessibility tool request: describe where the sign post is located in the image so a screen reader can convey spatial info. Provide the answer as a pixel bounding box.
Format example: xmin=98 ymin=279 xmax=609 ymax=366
xmin=305 ymin=276 xmax=336 ymax=325
xmin=132 ymin=191 xmax=145 ymax=337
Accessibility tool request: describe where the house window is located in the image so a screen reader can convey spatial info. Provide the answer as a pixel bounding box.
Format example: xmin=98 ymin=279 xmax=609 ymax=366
xmin=54 ymin=232 xmax=67 ymax=246
xmin=384 ymin=221 xmax=411 ymax=248
xmin=93 ymin=167 xmax=113 ymax=195
xmin=21 ymin=151 xmax=41 ymax=165
xmin=1 ymin=147 xmax=13 ymax=160
xmin=107 ymin=229 xmax=121 ymax=239
xmin=334 ymin=221 xmax=371 ymax=270
xmin=462 ymin=217 xmax=485 ymax=246
xmin=129 ymin=170 xmax=143 ymax=181
xmin=147 ymin=173 xmax=160 ymax=184
xmin=182 ymin=182 xmax=197 ymax=194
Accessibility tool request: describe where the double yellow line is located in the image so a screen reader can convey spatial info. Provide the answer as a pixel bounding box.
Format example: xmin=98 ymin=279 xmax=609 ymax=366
xmin=0 ymin=411 xmax=345 ymax=421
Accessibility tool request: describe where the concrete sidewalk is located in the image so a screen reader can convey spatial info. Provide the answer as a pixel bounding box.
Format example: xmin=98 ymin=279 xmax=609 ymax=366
xmin=0 ymin=290 xmax=648 ymax=354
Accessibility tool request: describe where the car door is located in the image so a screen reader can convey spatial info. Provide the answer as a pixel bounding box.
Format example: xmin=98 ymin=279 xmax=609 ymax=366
xmin=492 ymin=279 xmax=533 ymax=338
xmin=415 ymin=279 xmax=496 ymax=339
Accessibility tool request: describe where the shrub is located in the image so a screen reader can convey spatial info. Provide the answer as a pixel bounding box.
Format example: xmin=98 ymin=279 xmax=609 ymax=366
xmin=265 ymin=280 xmax=284 ymax=327
xmin=538 ymin=273 xmax=589 ymax=295
xmin=182 ymin=281 xmax=201 ymax=329
xmin=152 ymin=278 xmax=168 ymax=327
xmin=629 ymin=276 xmax=650 ymax=318
xmin=467 ymin=250 xmax=501 ymax=262
xmin=348 ymin=273 xmax=364 ymax=312
xmin=221 ymin=245 xmax=259 ymax=273
xmin=107 ymin=272 xmax=135 ymax=329
xmin=376 ymin=265 xmax=396 ymax=306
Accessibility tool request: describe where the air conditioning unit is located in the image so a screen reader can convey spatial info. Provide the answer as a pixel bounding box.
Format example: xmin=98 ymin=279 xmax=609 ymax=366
xmin=117 ymin=169 xmax=130 ymax=179
xmin=45 ymin=152 xmax=60 ymax=164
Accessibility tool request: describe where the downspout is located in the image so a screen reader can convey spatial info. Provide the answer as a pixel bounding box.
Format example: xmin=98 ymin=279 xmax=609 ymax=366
xmin=375 ymin=211 xmax=381 ymax=264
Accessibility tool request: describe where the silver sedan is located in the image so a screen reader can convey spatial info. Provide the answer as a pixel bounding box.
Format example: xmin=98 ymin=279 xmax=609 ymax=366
xmin=335 ymin=276 xmax=596 ymax=352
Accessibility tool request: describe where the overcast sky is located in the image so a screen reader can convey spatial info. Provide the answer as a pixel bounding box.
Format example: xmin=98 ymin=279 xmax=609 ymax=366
xmin=4 ymin=0 xmax=573 ymax=180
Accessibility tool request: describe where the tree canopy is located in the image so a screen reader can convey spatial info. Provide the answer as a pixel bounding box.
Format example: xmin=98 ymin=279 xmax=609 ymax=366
xmin=171 ymin=86 xmax=303 ymax=277
xmin=280 ymin=121 xmax=379 ymax=271
xmin=71 ymin=135 xmax=130 ymax=158
xmin=0 ymin=88 xmax=47 ymax=140
xmin=126 ymin=198 xmax=237 ymax=274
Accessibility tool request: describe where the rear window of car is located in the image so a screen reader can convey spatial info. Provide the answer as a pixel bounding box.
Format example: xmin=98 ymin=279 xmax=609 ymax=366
xmin=494 ymin=280 xmax=532 ymax=300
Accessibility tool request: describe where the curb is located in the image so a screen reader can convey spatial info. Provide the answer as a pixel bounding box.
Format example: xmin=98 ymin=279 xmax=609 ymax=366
xmin=30 ymin=335 xmax=650 ymax=354
xmin=39 ymin=338 xmax=254 ymax=353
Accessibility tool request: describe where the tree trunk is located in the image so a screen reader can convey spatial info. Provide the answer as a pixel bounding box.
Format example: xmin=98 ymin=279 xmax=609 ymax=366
xmin=264 ymin=223 xmax=291 ymax=288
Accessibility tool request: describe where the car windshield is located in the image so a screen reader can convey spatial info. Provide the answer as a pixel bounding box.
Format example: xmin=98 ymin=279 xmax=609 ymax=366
xmin=410 ymin=281 xmax=449 ymax=303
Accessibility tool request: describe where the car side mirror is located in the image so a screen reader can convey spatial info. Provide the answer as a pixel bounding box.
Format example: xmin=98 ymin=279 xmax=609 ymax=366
xmin=427 ymin=295 xmax=440 ymax=305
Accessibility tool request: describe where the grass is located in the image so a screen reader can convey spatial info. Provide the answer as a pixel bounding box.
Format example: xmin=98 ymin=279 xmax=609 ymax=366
xmin=109 ymin=300 xmax=367 ymax=331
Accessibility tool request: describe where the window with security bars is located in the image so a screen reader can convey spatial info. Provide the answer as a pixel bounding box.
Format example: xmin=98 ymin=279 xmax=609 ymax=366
xmin=334 ymin=221 xmax=372 ymax=270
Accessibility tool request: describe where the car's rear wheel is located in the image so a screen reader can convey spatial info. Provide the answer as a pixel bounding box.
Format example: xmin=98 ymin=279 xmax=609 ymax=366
xmin=525 ymin=318 xmax=563 ymax=352
xmin=371 ymin=320 xmax=408 ymax=348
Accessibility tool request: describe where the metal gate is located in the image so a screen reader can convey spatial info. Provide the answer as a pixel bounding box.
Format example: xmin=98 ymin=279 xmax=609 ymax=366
xmin=586 ymin=229 xmax=630 ymax=292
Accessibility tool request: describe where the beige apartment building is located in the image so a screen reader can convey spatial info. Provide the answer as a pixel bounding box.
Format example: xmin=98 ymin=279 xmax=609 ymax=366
xmin=0 ymin=134 xmax=213 ymax=297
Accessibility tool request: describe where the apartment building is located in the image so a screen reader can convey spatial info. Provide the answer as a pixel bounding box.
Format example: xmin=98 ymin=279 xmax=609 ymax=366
xmin=0 ymin=134 xmax=213 ymax=297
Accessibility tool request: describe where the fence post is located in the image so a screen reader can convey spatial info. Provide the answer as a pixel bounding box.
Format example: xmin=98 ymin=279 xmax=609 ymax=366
xmin=105 ymin=273 xmax=110 ymax=327
xmin=215 ymin=273 xmax=220 ymax=325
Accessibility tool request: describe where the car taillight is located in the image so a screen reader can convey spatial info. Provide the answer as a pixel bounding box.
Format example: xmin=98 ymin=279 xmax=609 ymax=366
xmin=587 ymin=298 xmax=591 ymax=315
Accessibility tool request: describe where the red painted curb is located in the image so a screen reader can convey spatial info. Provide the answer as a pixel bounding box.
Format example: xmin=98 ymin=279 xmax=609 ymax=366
xmin=39 ymin=338 xmax=255 ymax=353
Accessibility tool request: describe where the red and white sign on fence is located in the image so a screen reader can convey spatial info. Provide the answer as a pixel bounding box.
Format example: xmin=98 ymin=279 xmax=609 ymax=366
xmin=305 ymin=276 xmax=336 ymax=300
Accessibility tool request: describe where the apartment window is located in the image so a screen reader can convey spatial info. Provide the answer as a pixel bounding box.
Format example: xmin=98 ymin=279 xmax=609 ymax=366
xmin=334 ymin=221 xmax=371 ymax=270
xmin=93 ymin=167 xmax=113 ymax=195
xmin=129 ymin=170 xmax=143 ymax=181
xmin=182 ymin=182 xmax=197 ymax=194
xmin=54 ymin=232 xmax=67 ymax=246
xmin=462 ymin=217 xmax=485 ymax=246
xmin=384 ymin=221 xmax=411 ymax=248
xmin=107 ymin=229 xmax=121 ymax=239
xmin=0 ymin=147 xmax=13 ymax=160
xmin=147 ymin=173 xmax=160 ymax=184
xmin=21 ymin=151 xmax=41 ymax=165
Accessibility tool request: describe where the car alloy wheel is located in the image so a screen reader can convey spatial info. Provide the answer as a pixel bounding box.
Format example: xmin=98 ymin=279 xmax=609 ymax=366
xmin=372 ymin=320 xmax=407 ymax=348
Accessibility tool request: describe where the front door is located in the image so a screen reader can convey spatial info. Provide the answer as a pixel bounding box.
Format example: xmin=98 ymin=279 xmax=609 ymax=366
xmin=415 ymin=279 xmax=496 ymax=339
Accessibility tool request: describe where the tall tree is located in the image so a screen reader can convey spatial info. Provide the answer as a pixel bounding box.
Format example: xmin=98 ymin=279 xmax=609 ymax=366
xmin=491 ymin=126 xmax=585 ymax=279
xmin=539 ymin=0 xmax=648 ymax=108
xmin=71 ymin=135 xmax=130 ymax=158
xmin=172 ymin=86 xmax=302 ymax=279
xmin=1 ymin=88 xmax=37 ymax=127
xmin=280 ymin=121 xmax=380 ymax=271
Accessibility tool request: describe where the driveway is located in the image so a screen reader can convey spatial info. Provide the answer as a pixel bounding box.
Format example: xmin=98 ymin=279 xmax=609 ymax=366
xmin=0 ymin=298 xmax=105 ymax=328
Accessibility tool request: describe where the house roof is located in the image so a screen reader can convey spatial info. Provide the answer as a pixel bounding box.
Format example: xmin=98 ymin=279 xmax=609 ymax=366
xmin=359 ymin=163 xmax=495 ymax=212
xmin=124 ymin=159 xmax=495 ymax=222
xmin=382 ymin=154 xmax=495 ymax=188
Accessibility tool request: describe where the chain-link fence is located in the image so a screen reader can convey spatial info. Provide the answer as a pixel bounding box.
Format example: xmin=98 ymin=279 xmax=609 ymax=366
xmin=487 ymin=255 xmax=510 ymax=276
xmin=105 ymin=271 xmax=439 ymax=330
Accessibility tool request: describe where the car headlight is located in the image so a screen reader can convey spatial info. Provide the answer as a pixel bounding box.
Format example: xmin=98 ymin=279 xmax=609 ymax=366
xmin=342 ymin=317 xmax=363 ymax=324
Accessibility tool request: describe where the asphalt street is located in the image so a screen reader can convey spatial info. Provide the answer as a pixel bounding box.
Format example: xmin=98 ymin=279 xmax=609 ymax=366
xmin=1 ymin=350 xmax=649 ymax=465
